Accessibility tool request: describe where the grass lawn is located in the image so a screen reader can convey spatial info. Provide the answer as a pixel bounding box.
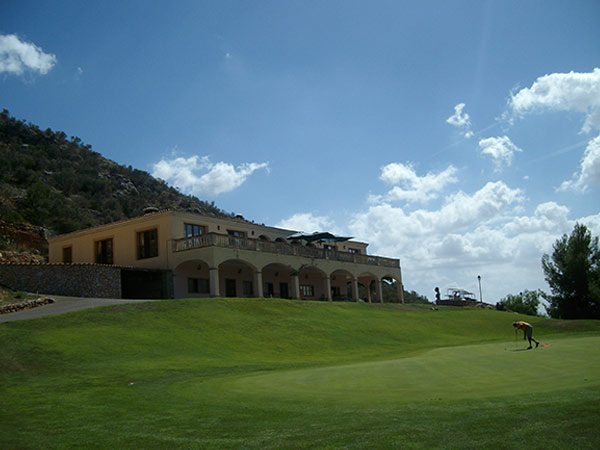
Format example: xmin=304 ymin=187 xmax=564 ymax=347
xmin=1 ymin=298 xmax=599 ymax=449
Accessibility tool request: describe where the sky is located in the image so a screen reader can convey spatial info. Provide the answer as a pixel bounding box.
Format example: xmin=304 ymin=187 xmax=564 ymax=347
xmin=2 ymin=0 xmax=599 ymax=306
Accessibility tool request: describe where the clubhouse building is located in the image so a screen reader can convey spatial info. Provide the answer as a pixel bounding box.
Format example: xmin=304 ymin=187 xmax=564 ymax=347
xmin=47 ymin=209 xmax=404 ymax=302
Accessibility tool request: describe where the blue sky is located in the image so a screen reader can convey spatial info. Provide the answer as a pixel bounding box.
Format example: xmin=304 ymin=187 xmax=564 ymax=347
xmin=2 ymin=1 xmax=599 ymax=304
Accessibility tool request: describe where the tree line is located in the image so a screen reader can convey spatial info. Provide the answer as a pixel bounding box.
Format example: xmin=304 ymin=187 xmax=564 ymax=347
xmin=497 ymin=223 xmax=599 ymax=320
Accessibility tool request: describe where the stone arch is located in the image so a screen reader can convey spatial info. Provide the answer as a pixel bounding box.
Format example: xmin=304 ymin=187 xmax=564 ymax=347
xmin=381 ymin=274 xmax=403 ymax=303
xmin=173 ymin=259 xmax=211 ymax=298
xmin=357 ymin=271 xmax=379 ymax=303
xmin=330 ymin=269 xmax=354 ymax=301
xmin=218 ymin=259 xmax=258 ymax=298
xmin=261 ymin=262 xmax=293 ymax=298
xmin=258 ymin=234 xmax=271 ymax=241
xmin=298 ymin=265 xmax=328 ymax=300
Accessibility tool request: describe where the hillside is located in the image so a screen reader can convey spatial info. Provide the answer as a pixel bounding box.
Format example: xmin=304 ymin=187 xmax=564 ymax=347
xmin=1 ymin=299 xmax=599 ymax=448
xmin=0 ymin=109 xmax=230 ymax=249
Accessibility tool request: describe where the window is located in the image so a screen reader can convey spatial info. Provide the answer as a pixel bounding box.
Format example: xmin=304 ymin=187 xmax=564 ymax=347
xmin=62 ymin=246 xmax=72 ymax=263
xmin=243 ymin=281 xmax=253 ymax=296
xmin=137 ymin=229 xmax=158 ymax=259
xmin=300 ymin=285 xmax=314 ymax=297
xmin=184 ymin=223 xmax=206 ymax=238
xmin=348 ymin=248 xmax=359 ymax=254
xmin=227 ymin=230 xmax=246 ymax=238
xmin=188 ymin=278 xmax=209 ymax=294
xmin=95 ymin=238 xmax=113 ymax=264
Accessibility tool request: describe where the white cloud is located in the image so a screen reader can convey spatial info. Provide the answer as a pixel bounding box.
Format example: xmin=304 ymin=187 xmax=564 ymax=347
xmin=152 ymin=155 xmax=269 ymax=196
xmin=446 ymin=103 xmax=473 ymax=138
xmin=509 ymin=68 xmax=600 ymax=192
xmin=558 ymin=134 xmax=600 ymax=192
xmin=0 ymin=34 xmax=57 ymax=75
xmin=276 ymin=213 xmax=337 ymax=233
xmin=447 ymin=103 xmax=471 ymax=128
xmin=478 ymin=136 xmax=522 ymax=171
xmin=510 ymin=68 xmax=600 ymax=133
xmin=345 ymin=180 xmax=593 ymax=304
xmin=349 ymin=181 xmax=524 ymax=257
xmin=379 ymin=163 xmax=458 ymax=204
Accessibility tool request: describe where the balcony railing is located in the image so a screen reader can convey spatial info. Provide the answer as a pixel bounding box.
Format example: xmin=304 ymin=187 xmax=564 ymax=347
xmin=171 ymin=233 xmax=400 ymax=268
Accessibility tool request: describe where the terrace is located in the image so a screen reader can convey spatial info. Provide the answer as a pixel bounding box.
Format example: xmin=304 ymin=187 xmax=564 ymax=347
xmin=171 ymin=233 xmax=400 ymax=268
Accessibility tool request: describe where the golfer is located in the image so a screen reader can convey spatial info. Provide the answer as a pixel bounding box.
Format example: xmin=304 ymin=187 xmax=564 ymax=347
xmin=512 ymin=321 xmax=539 ymax=349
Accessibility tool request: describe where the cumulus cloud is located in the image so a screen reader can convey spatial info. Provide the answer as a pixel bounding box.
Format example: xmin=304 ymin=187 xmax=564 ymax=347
xmin=345 ymin=180 xmax=590 ymax=303
xmin=0 ymin=34 xmax=57 ymax=75
xmin=478 ymin=136 xmax=522 ymax=171
xmin=558 ymin=134 xmax=600 ymax=192
xmin=378 ymin=163 xmax=458 ymax=204
xmin=446 ymin=103 xmax=473 ymax=138
xmin=349 ymin=181 xmax=524 ymax=256
xmin=510 ymin=68 xmax=600 ymax=191
xmin=510 ymin=68 xmax=600 ymax=133
xmin=276 ymin=213 xmax=337 ymax=233
xmin=152 ymin=155 xmax=269 ymax=196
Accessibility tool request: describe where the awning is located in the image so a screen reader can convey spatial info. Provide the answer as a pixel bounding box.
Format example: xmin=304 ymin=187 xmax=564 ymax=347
xmin=286 ymin=231 xmax=353 ymax=243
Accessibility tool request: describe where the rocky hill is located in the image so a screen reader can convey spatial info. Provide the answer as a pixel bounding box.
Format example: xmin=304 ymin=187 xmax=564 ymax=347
xmin=0 ymin=109 xmax=230 ymax=256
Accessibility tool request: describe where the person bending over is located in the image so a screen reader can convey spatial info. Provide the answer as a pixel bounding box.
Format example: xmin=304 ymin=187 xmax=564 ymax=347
xmin=513 ymin=321 xmax=539 ymax=349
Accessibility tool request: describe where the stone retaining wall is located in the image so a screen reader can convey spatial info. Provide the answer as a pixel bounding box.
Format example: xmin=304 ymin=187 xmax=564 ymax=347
xmin=0 ymin=264 xmax=122 ymax=298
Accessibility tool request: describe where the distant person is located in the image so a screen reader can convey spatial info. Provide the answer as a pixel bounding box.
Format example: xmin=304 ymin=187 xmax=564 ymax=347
xmin=512 ymin=321 xmax=539 ymax=349
xmin=434 ymin=287 xmax=441 ymax=303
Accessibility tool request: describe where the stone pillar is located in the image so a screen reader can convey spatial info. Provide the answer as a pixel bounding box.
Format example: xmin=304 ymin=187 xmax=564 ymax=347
xmin=254 ymin=271 xmax=264 ymax=298
xmin=325 ymin=276 xmax=332 ymax=301
xmin=291 ymin=274 xmax=300 ymax=299
xmin=366 ymin=280 xmax=372 ymax=303
xmin=376 ymin=278 xmax=383 ymax=303
xmin=352 ymin=277 xmax=360 ymax=302
xmin=209 ymin=267 xmax=220 ymax=297
xmin=398 ymin=281 xmax=404 ymax=304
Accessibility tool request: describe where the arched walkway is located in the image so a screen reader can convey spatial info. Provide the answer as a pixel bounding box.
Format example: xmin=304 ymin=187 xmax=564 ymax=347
xmin=298 ymin=265 xmax=328 ymax=300
xmin=261 ymin=263 xmax=293 ymax=299
xmin=218 ymin=259 xmax=258 ymax=298
xmin=330 ymin=269 xmax=354 ymax=301
xmin=173 ymin=259 xmax=211 ymax=298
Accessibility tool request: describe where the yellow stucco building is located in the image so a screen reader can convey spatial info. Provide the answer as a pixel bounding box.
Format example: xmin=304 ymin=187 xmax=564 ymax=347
xmin=48 ymin=209 xmax=403 ymax=302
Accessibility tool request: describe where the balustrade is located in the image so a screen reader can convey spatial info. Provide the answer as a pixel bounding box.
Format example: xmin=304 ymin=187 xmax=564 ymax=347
xmin=171 ymin=232 xmax=399 ymax=268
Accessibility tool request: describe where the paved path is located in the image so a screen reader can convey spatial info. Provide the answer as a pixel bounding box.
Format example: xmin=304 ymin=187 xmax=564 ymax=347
xmin=0 ymin=296 xmax=157 ymax=323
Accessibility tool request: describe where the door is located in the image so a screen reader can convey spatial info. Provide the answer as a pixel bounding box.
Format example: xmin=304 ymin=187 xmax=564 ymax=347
xmin=279 ymin=282 xmax=289 ymax=299
xmin=225 ymin=279 xmax=237 ymax=297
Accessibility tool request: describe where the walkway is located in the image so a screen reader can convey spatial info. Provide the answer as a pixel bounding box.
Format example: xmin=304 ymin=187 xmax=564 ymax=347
xmin=0 ymin=296 xmax=157 ymax=323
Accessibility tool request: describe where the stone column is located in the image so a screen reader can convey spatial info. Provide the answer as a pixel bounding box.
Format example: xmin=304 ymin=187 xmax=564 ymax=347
xmin=254 ymin=271 xmax=264 ymax=298
xmin=325 ymin=276 xmax=332 ymax=301
xmin=209 ymin=267 xmax=220 ymax=297
xmin=366 ymin=280 xmax=372 ymax=303
xmin=397 ymin=281 xmax=404 ymax=304
xmin=376 ymin=278 xmax=383 ymax=303
xmin=291 ymin=274 xmax=300 ymax=299
xmin=352 ymin=277 xmax=360 ymax=302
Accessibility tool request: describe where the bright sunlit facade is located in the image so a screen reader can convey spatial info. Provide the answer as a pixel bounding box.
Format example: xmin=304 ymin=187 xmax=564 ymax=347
xmin=48 ymin=210 xmax=403 ymax=302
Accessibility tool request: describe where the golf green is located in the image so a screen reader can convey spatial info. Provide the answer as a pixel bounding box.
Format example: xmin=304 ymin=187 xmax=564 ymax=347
xmin=2 ymin=298 xmax=599 ymax=448
xmin=181 ymin=336 xmax=600 ymax=406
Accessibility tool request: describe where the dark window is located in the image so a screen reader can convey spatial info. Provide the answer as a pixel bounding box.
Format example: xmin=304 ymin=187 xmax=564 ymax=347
xmin=227 ymin=230 xmax=246 ymax=238
xmin=95 ymin=238 xmax=113 ymax=264
xmin=184 ymin=223 xmax=206 ymax=238
xmin=243 ymin=281 xmax=253 ymax=296
xmin=348 ymin=248 xmax=358 ymax=254
xmin=188 ymin=278 xmax=209 ymax=294
xmin=137 ymin=229 xmax=158 ymax=259
xmin=62 ymin=246 xmax=72 ymax=263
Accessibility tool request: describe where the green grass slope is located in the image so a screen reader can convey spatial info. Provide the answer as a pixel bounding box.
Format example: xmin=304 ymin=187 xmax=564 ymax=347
xmin=1 ymin=298 xmax=599 ymax=449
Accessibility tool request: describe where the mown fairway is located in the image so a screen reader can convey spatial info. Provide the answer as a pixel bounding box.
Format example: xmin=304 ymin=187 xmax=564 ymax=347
xmin=1 ymin=298 xmax=599 ymax=449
